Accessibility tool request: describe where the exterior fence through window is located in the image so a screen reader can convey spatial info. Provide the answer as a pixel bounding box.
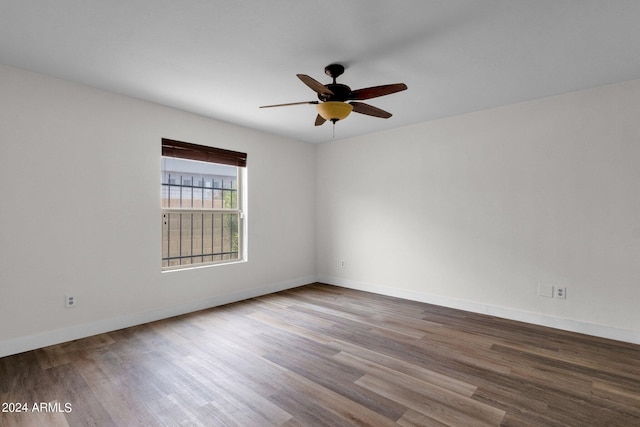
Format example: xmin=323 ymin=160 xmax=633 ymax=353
xmin=161 ymin=174 xmax=240 ymax=268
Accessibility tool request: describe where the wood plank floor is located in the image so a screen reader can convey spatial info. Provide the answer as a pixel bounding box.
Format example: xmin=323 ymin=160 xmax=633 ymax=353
xmin=1 ymin=283 xmax=640 ymax=426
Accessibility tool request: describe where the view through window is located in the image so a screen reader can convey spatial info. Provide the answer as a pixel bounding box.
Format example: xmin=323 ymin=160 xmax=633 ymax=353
xmin=161 ymin=140 xmax=246 ymax=269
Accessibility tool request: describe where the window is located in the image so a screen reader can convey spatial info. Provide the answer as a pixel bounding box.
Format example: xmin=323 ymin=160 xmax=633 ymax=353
xmin=161 ymin=139 xmax=247 ymax=270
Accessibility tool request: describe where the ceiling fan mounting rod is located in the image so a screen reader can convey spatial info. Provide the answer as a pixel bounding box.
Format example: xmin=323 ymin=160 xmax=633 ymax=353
xmin=324 ymin=63 xmax=345 ymax=84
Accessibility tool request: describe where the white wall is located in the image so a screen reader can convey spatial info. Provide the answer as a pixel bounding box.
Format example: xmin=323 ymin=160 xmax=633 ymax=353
xmin=2 ymin=63 xmax=639 ymax=357
xmin=317 ymin=79 xmax=640 ymax=343
xmin=0 ymin=64 xmax=316 ymax=357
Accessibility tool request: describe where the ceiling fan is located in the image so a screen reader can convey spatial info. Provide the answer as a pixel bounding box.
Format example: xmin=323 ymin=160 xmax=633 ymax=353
xmin=260 ymin=63 xmax=407 ymax=127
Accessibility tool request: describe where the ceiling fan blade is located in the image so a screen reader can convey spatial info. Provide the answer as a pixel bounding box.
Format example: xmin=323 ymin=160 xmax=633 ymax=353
xmin=314 ymin=114 xmax=326 ymax=126
xmin=350 ymin=102 xmax=392 ymax=118
xmin=297 ymin=74 xmax=334 ymax=96
xmin=348 ymin=83 xmax=407 ymax=100
xmin=259 ymin=101 xmax=318 ymax=108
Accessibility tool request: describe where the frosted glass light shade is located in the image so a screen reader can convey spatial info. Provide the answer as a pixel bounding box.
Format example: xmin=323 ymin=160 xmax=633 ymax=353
xmin=316 ymin=101 xmax=353 ymax=121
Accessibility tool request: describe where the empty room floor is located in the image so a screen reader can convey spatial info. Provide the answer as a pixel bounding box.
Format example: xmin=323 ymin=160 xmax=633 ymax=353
xmin=1 ymin=283 xmax=639 ymax=426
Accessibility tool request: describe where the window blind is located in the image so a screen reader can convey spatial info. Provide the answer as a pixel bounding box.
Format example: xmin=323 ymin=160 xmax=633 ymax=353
xmin=162 ymin=138 xmax=247 ymax=167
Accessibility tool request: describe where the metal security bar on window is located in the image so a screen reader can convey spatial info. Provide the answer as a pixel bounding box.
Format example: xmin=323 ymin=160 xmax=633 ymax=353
xmin=162 ymin=210 xmax=239 ymax=268
xmin=161 ymin=140 xmax=246 ymax=270
xmin=161 ymin=170 xmax=241 ymax=269
xmin=161 ymin=174 xmax=237 ymax=209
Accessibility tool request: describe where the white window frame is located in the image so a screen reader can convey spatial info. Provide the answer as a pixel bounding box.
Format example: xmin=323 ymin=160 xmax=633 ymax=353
xmin=161 ymin=140 xmax=247 ymax=271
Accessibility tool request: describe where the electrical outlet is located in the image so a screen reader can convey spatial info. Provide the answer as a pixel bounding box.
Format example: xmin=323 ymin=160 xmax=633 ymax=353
xmin=555 ymin=287 xmax=567 ymax=299
xmin=340 ymin=260 xmax=346 ymax=268
xmin=65 ymin=294 xmax=77 ymax=308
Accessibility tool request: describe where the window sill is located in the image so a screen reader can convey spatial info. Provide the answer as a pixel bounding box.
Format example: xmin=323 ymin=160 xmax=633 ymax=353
xmin=161 ymin=258 xmax=247 ymax=273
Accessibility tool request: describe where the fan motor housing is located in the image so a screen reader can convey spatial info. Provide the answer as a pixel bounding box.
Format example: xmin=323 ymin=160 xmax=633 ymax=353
xmin=319 ymin=83 xmax=351 ymax=102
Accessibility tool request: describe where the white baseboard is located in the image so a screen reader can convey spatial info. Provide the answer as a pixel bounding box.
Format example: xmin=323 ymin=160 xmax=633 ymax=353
xmin=0 ymin=276 xmax=314 ymax=358
xmin=4 ymin=275 xmax=637 ymax=358
xmin=318 ymin=276 xmax=640 ymax=346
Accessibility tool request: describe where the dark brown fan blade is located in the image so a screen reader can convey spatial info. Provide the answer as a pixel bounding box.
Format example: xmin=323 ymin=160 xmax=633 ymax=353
xmin=259 ymin=101 xmax=318 ymax=108
xmin=350 ymin=102 xmax=392 ymax=118
xmin=348 ymin=83 xmax=407 ymax=100
xmin=315 ymin=114 xmax=326 ymax=126
xmin=297 ymin=74 xmax=334 ymax=96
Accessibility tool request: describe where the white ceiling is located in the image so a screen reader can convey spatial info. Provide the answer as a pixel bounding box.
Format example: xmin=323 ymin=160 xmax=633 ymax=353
xmin=2 ymin=1 xmax=640 ymax=144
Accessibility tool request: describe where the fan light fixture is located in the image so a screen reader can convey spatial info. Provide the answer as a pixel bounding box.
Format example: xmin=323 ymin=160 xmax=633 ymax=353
xmin=316 ymin=101 xmax=353 ymax=122
xmin=259 ymin=63 xmax=407 ymax=131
